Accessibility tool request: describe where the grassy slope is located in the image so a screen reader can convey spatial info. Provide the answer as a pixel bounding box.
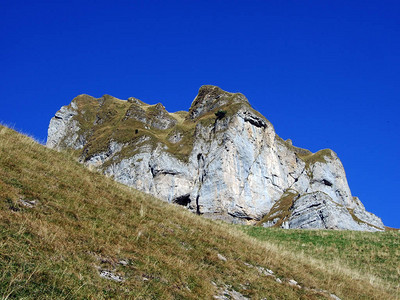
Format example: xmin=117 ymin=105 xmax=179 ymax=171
xmin=0 ymin=125 xmax=398 ymax=299
xmin=241 ymin=227 xmax=400 ymax=288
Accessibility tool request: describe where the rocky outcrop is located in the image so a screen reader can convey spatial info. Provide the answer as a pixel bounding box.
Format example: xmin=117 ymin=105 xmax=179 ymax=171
xmin=47 ymin=102 xmax=81 ymax=149
xmin=286 ymin=192 xmax=382 ymax=230
xmin=124 ymin=102 xmax=177 ymax=130
xmin=47 ymin=85 xmax=384 ymax=231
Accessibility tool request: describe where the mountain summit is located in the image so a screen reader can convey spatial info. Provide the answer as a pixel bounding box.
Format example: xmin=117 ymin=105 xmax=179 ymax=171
xmin=47 ymin=86 xmax=384 ymax=231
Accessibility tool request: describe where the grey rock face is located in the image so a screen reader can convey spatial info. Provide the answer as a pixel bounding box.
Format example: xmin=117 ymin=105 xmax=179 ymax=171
xmin=188 ymin=85 xmax=248 ymax=120
xmin=46 ymin=94 xmax=97 ymax=150
xmin=85 ymin=141 xmax=124 ymax=167
xmin=124 ymin=102 xmax=177 ymax=130
xmin=47 ymin=86 xmax=384 ymax=231
xmin=46 ymin=105 xmax=80 ymax=149
xmin=288 ymin=192 xmax=365 ymax=230
xmin=167 ymin=129 xmax=183 ymax=143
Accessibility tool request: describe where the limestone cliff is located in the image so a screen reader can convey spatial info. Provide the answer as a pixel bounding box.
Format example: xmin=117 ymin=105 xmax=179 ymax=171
xmin=47 ymin=85 xmax=384 ymax=231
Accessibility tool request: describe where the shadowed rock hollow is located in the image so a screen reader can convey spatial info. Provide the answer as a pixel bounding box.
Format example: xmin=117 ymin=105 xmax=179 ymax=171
xmin=47 ymin=85 xmax=384 ymax=231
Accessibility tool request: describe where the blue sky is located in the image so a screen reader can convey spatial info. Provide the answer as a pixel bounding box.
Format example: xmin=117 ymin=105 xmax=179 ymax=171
xmin=1 ymin=0 xmax=399 ymax=228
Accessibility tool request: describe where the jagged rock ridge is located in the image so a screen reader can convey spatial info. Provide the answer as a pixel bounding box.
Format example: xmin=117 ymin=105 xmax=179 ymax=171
xmin=47 ymin=85 xmax=384 ymax=231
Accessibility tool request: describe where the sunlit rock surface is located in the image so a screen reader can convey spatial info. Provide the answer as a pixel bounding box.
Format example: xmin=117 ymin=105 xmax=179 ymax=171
xmin=47 ymin=86 xmax=384 ymax=231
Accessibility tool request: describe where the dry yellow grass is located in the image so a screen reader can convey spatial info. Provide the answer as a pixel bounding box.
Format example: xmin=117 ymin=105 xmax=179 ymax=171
xmin=0 ymin=125 xmax=398 ymax=299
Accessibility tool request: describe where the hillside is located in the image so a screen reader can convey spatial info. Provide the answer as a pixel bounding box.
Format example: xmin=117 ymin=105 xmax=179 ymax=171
xmin=240 ymin=227 xmax=400 ymax=288
xmin=0 ymin=125 xmax=398 ymax=299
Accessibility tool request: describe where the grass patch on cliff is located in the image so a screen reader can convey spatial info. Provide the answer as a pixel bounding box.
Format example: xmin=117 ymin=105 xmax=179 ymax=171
xmin=257 ymin=190 xmax=299 ymax=227
xmin=1 ymin=125 xmax=399 ymax=299
xmin=72 ymin=94 xmax=129 ymax=136
xmin=240 ymin=226 xmax=400 ymax=288
xmin=275 ymin=135 xmax=312 ymax=156
xmin=298 ymin=149 xmax=335 ymax=168
xmin=346 ymin=207 xmax=384 ymax=231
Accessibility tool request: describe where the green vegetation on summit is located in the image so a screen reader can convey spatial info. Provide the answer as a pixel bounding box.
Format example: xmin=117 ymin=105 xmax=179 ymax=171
xmin=51 ymin=86 xmax=273 ymax=165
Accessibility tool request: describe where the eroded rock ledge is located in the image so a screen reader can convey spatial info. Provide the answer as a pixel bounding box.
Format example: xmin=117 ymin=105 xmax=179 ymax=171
xmin=47 ymin=85 xmax=384 ymax=231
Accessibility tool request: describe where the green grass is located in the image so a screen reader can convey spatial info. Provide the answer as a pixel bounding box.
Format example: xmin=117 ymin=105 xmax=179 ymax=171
xmin=298 ymin=149 xmax=336 ymax=169
xmin=240 ymin=226 xmax=400 ymax=288
xmin=257 ymin=189 xmax=299 ymax=227
xmin=1 ymin=125 xmax=399 ymax=299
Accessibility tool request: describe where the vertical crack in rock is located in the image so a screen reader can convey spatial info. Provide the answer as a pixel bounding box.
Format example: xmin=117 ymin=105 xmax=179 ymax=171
xmin=195 ymin=153 xmax=205 ymax=214
xmin=238 ymin=142 xmax=266 ymax=198
xmin=288 ymin=166 xmax=306 ymax=190
xmin=196 ymin=195 xmax=201 ymax=215
xmin=149 ymin=164 xmax=155 ymax=178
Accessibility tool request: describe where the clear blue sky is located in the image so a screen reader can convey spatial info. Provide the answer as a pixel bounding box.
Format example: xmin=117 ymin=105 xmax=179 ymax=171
xmin=1 ymin=0 xmax=399 ymax=228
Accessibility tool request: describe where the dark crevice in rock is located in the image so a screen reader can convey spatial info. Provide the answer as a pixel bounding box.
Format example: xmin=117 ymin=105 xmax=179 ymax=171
xmin=173 ymin=194 xmax=191 ymax=206
xmin=149 ymin=165 xmax=155 ymax=177
xmin=241 ymin=111 xmax=267 ymax=128
xmin=322 ymin=179 xmax=333 ymax=187
xmin=149 ymin=163 xmax=179 ymax=177
xmin=202 ymin=172 xmax=206 ymax=183
xmin=318 ymin=210 xmax=327 ymax=228
xmin=228 ymin=212 xmax=253 ymax=220
xmin=196 ymin=153 xmax=206 ymax=183
xmin=196 ymin=195 xmax=201 ymax=215
xmin=157 ymin=170 xmax=179 ymax=176
xmin=243 ymin=116 xmax=267 ymax=128
xmin=307 ymin=203 xmax=323 ymax=209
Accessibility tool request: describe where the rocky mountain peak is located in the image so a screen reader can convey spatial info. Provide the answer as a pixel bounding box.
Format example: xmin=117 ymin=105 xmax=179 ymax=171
xmin=188 ymin=85 xmax=249 ymax=120
xmin=46 ymin=86 xmax=385 ymax=231
xmin=127 ymin=97 xmax=143 ymax=105
xmin=145 ymin=103 xmax=177 ymax=130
